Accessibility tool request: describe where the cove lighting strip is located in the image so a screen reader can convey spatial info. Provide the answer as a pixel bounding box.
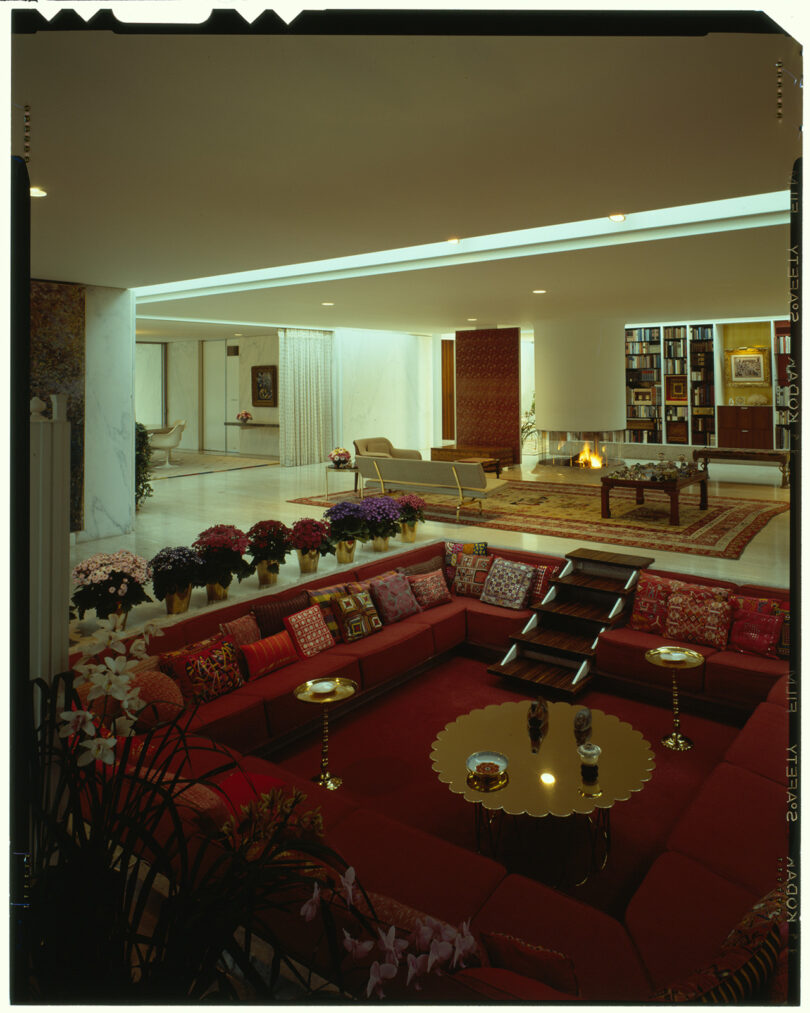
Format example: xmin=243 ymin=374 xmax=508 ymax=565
xmin=133 ymin=191 xmax=789 ymax=306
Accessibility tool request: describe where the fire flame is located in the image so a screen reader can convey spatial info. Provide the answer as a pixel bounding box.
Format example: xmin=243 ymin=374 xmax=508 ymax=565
xmin=576 ymin=442 xmax=604 ymax=468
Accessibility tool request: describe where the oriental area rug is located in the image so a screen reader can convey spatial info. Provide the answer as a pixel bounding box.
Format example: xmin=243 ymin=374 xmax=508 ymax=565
xmin=289 ymin=480 xmax=789 ymax=560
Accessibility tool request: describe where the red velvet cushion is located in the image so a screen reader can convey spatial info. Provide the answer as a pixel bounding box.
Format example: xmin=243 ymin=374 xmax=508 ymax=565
xmin=406 ymin=569 xmax=452 ymax=610
xmin=219 ymin=612 xmax=262 ymax=646
xmin=212 ymin=769 xmax=288 ymax=818
xmin=480 ymin=931 xmax=578 ymax=995
xmin=527 ymin=562 xmax=560 ymax=607
xmin=252 ymin=590 xmax=310 ymax=637
xmin=703 ymin=650 xmax=787 ymax=709
xmin=628 ymin=573 xmax=685 ymax=634
xmin=131 ymin=670 xmax=185 ymax=729
xmin=178 ymin=640 xmax=243 ymax=703
xmin=664 ymin=586 xmax=732 ymax=649
xmin=728 ymin=609 xmax=784 ymax=658
xmin=283 ymin=605 xmax=336 ymax=658
xmin=452 ymin=553 xmax=494 ymax=598
xmin=723 ymin=702 xmax=789 ymax=785
xmin=240 ymin=630 xmax=298 ymax=680
xmin=345 ymin=570 xmax=397 ymax=594
xmin=450 ymin=966 xmax=578 ymax=1001
xmin=397 ymin=553 xmax=444 ymax=576
xmin=330 ymin=590 xmax=383 ymax=642
xmin=368 ymin=571 xmax=422 ymax=623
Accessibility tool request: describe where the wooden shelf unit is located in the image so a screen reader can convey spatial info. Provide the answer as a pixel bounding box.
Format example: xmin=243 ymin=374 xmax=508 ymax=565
xmin=773 ymin=320 xmax=793 ymax=451
xmin=625 ymin=326 xmax=662 ymax=444
xmin=689 ymin=324 xmax=716 ymax=446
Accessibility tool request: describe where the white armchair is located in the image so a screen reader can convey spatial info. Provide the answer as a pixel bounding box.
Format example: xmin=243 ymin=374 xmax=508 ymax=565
xmin=149 ymin=420 xmax=186 ymax=467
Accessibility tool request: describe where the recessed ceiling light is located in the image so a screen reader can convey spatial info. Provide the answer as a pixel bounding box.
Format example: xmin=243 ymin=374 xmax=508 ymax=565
xmin=608 ymin=213 xmax=626 ymax=223
xmin=467 ymin=317 xmax=477 ymax=322
xmin=532 ymin=289 xmax=547 ymax=295
xmin=30 ymin=186 xmax=47 ymax=198
xmin=233 ymin=332 xmax=243 ymax=336
xmin=321 ymin=301 xmax=335 ymax=306
xmin=446 ymin=237 xmax=460 ymax=244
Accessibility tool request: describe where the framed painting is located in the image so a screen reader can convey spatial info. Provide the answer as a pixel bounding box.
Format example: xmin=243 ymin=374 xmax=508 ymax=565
xmin=724 ymin=348 xmax=770 ymax=387
xmin=665 ymin=376 xmax=688 ymax=403
xmin=251 ymin=365 xmax=278 ymax=407
xmin=631 ymin=387 xmax=653 ymax=405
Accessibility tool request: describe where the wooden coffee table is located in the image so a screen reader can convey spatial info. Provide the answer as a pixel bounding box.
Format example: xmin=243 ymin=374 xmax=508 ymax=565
xmin=601 ymin=470 xmax=708 ymax=525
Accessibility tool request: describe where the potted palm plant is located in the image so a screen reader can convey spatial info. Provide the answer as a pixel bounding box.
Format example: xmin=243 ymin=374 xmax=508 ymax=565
xmin=246 ymin=520 xmax=293 ymax=587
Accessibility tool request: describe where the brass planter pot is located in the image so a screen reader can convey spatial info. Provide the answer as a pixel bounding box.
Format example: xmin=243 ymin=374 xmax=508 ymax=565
xmin=336 ymin=539 xmax=356 ymax=564
xmin=256 ymin=560 xmax=279 ymax=587
xmin=206 ymin=581 xmax=229 ymax=603
xmin=296 ymin=549 xmax=320 ymax=574
xmin=400 ymin=521 xmax=418 ymax=543
xmin=371 ymin=536 xmax=390 ymax=552
xmin=165 ymin=584 xmax=193 ymax=614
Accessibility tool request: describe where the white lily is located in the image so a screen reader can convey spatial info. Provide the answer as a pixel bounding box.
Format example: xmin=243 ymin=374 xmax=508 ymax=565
xmin=103 ymin=654 xmax=139 ymax=677
xmin=87 ymin=670 xmax=132 ymax=703
xmin=58 ymin=710 xmax=96 ymax=738
xmin=77 ymin=735 xmax=117 ymax=766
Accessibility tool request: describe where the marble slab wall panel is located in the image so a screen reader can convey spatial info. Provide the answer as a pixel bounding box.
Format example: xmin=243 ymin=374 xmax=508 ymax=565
xmin=30 ymin=280 xmax=85 ymax=531
xmin=334 ymin=328 xmax=434 ymax=454
xmin=455 ymin=327 xmax=521 ymax=462
xmin=79 ymin=286 xmax=135 ymax=541
xmin=167 ymin=340 xmax=200 ymax=449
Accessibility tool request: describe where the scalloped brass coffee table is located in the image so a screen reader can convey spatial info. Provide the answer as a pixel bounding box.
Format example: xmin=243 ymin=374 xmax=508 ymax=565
xmin=430 ymin=700 xmax=655 ymax=879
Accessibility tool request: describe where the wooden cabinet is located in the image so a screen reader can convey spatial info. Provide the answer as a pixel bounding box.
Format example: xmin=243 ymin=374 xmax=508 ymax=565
xmin=717 ymin=406 xmax=773 ymax=450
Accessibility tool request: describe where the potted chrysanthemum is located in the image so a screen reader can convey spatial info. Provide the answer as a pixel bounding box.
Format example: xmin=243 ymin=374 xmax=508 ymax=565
xmin=290 ymin=517 xmax=334 ymax=574
xmin=71 ymin=550 xmax=153 ymax=628
xmin=149 ymin=546 xmax=206 ymax=614
xmin=323 ymin=501 xmax=368 ymax=564
xmin=191 ymin=524 xmax=251 ymax=603
xmin=246 ymin=519 xmax=293 ymax=587
xmin=396 ymin=494 xmax=427 ymax=542
xmin=360 ymin=496 xmax=402 ymax=552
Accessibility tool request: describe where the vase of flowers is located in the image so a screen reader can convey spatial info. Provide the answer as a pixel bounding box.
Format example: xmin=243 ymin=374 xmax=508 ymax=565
xmin=323 ymin=501 xmax=368 ymax=564
xmin=71 ymin=550 xmax=153 ymax=626
xmin=191 ymin=524 xmax=251 ymax=603
xmin=360 ymin=496 xmax=401 ymax=551
xmin=290 ymin=517 xmax=334 ymax=573
xmin=236 ymin=410 xmax=253 ymax=425
xmin=246 ymin=519 xmax=292 ymax=587
xmin=396 ymin=493 xmax=426 ymax=542
xmin=328 ymin=447 xmax=352 ymax=469
xmin=149 ymin=546 xmax=206 ymax=614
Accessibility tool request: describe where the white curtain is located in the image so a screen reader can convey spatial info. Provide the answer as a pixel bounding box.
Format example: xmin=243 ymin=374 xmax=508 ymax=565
xmin=278 ymin=328 xmax=334 ymax=466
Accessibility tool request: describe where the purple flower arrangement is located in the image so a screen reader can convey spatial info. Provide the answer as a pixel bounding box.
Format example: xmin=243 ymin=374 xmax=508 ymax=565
xmin=361 ymin=496 xmax=402 ymax=539
xmin=71 ymin=550 xmax=153 ymax=619
xmin=149 ymin=546 xmax=206 ymax=600
xmin=192 ymin=524 xmax=252 ymax=587
xmin=397 ymin=494 xmax=427 ymax=525
xmin=323 ymin=500 xmax=368 ymax=542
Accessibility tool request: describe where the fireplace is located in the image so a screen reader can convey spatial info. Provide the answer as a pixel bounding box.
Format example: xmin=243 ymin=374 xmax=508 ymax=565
xmin=534 ymin=431 xmax=625 ymax=471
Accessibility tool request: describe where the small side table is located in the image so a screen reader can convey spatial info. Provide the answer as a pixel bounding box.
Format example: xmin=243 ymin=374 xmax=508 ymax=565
xmin=645 ymin=646 xmax=704 ymax=751
xmin=293 ymin=677 xmax=357 ymax=789
xmin=325 ymin=465 xmax=362 ymax=500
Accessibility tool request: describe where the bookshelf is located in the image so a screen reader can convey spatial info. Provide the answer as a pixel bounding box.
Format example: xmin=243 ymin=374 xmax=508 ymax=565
xmin=773 ymin=320 xmax=792 ymax=450
xmin=689 ymin=324 xmax=716 ymax=446
xmin=663 ymin=325 xmax=688 ymax=444
xmin=625 ymin=327 xmax=662 ymax=443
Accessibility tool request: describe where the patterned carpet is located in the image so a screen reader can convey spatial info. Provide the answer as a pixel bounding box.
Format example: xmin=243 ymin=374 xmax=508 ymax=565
xmin=151 ymin=452 xmax=279 ymax=479
xmin=289 ymin=479 xmax=789 ymax=559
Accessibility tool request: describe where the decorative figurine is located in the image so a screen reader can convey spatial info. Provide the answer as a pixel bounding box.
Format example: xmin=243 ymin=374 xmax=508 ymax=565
xmin=573 ymin=706 xmax=592 ymax=746
xmin=527 ymin=699 xmax=548 ymax=753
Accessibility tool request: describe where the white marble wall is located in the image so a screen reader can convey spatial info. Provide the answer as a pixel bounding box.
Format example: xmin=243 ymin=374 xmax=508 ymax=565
xmin=334 ymin=328 xmax=434 ymax=455
xmin=166 ymin=340 xmax=200 ymax=449
xmin=521 ymin=334 xmax=535 ymax=416
xmin=79 ymin=286 xmax=135 ymax=541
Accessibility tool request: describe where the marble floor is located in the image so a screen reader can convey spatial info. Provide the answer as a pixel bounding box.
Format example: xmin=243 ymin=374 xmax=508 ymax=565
xmin=69 ymin=452 xmax=793 ymax=640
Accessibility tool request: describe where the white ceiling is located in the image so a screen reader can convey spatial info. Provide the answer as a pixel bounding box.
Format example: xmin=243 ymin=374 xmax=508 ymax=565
xmin=12 ymin=20 xmax=803 ymax=338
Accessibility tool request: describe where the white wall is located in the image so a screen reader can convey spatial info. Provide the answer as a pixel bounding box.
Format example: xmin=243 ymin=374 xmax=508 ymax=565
xmin=166 ymin=340 xmax=200 ymax=450
xmin=80 ymin=285 xmax=135 ymax=541
xmin=134 ymin=343 xmax=164 ymax=427
xmin=230 ymin=332 xmax=280 ymax=457
xmin=520 ymin=334 xmax=535 ymax=417
xmin=334 ymin=328 xmax=434 ymax=455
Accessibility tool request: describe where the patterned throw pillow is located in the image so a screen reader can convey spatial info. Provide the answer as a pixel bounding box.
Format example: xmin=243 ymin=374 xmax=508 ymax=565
xmin=480 ymin=932 xmax=579 ymax=996
xmin=527 ymin=563 xmax=560 ymax=608
xmin=131 ymin=670 xmax=185 ymax=729
xmin=407 ymin=569 xmax=452 ymax=610
xmin=444 ymin=541 xmax=489 ymax=583
xmin=664 ymin=587 xmax=732 ymax=649
xmin=345 ymin=571 xmax=397 ymax=594
xmin=283 ymin=605 xmax=336 ymax=658
xmin=653 ymin=886 xmax=786 ymax=1002
xmin=728 ymin=610 xmax=785 ymax=658
xmin=368 ymin=572 xmax=422 ymax=624
xmin=331 ymin=591 xmax=384 ymax=642
xmin=731 ymin=595 xmax=791 ymax=660
xmin=628 ymin=573 xmax=686 ymax=634
xmin=307 ymin=584 xmax=347 ymax=639
xmin=397 ymin=554 xmax=445 ymax=577
xmin=240 ymin=630 xmax=299 ymax=679
xmin=179 ymin=640 xmax=243 ymax=704
xmin=220 ymin=612 xmax=262 ymax=647
xmin=158 ymin=635 xmax=225 ymax=684
xmin=480 ymin=557 xmax=535 ymax=610
xmin=253 ymin=591 xmax=310 ymax=638
xmin=453 ymin=553 xmax=495 ymax=599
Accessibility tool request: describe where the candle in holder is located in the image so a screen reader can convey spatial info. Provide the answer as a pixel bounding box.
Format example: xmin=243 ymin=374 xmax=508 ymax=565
xmin=578 ymin=742 xmax=601 ymax=783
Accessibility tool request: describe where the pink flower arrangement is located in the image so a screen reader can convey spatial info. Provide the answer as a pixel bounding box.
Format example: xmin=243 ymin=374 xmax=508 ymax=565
xmin=236 ymin=410 xmax=253 ymax=423
xmin=328 ymin=447 xmax=352 ymax=467
xmin=71 ymin=550 xmax=153 ymax=620
xmin=290 ymin=517 xmax=334 ymax=556
xmin=397 ymin=494 xmax=426 ymax=525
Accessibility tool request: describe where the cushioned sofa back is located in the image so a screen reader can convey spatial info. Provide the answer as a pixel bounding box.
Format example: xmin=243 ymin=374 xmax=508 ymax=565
xmin=646 ymin=569 xmax=739 ymax=592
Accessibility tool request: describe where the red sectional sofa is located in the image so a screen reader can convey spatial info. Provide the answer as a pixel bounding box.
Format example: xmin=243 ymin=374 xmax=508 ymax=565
xmin=80 ymin=541 xmax=794 ymax=1002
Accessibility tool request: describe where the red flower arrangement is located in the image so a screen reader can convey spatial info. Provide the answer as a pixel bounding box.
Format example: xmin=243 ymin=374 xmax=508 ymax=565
xmin=192 ymin=524 xmax=251 ymax=586
xmin=290 ymin=517 xmax=334 ymax=557
xmin=246 ymin=519 xmax=293 ymax=571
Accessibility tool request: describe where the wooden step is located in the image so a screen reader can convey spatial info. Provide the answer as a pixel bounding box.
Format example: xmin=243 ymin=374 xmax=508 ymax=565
xmin=566 ymin=547 xmax=655 ymax=570
xmin=552 ymin=572 xmax=634 ymax=595
xmin=488 ymin=657 xmax=593 ymax=698
xmin=535 ymin=598 xmax=623 ymax=625
xmin=511 ymin=627 xmax=599 ymax=659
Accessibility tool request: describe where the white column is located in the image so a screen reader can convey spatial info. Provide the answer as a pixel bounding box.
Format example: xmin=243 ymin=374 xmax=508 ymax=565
xmin=30 ymin=395 xmax=71 ymax=681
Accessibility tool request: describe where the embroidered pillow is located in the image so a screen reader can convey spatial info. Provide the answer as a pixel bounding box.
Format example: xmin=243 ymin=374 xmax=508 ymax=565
xmin=158 ymin=635 xmax=225 ymax=684
xmin=307 ymin=584 xmax=347 ymax=639
xmin=407 ymin=570 xmax=452 ymax=610
xmin=219 ymin=612 xmax=262 ymax=647
xmin=731 ymin=595 xmax=791 ymax=660
xmin=180 ymin=640 xmax=243 ymax=704
xmin=368 ymin=572 xmax=422 ymax=624
xmin=452 ymin=553 xmax=494 ymax=599
xmin=283 ymin=605 xmax=336 ymax=658
xmin=480 ymin=932 xmax=579 ymax=996
xmin=253 ymin=591 xmax=310 ymax=638
xmin=331 ymin=591 xmax=384 ymax=642
xmin=240 ymin=630 xmax=299 ymax=679
xmin=628 ymin=573 xmax=686 ymax=634
xmin=728 ymin=610 xmax=785 ymax=659
xmin=345 ymin=570 xmax=397 ymax=595
xmin=664 ymin=587 xmax=732 ymax=649
xmin=397 ymin=554 xmax=445 ymax=577
xmin=444 ymin=541 xmax=489 ymax=583
xmin=527 ymin=563 xmax=560 ymax=608
xmin=480 ymin=557 xmax=535 ymax=610
xmin=131 ymin=670 xmax=185 ymax=729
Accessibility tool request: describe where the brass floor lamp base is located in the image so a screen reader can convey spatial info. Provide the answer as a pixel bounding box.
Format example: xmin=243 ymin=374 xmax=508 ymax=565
xmin=314 ymin=772 xmax=343 ymax=791
xmin=661 ymin=730 xmax=693 ymax=752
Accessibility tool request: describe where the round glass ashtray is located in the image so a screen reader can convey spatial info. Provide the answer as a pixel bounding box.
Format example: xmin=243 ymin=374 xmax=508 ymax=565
xmin=310 ymin=679 xmax=337 ymax=696
xmin=466 ymin=751 xmax=509 ymax=792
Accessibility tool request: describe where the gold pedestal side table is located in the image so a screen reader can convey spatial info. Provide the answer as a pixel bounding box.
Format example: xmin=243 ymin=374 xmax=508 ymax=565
xmin=645 ymin=646 xmax=704 ymax=751
xmin=294 ymin=677 xmax=357 ymax=790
